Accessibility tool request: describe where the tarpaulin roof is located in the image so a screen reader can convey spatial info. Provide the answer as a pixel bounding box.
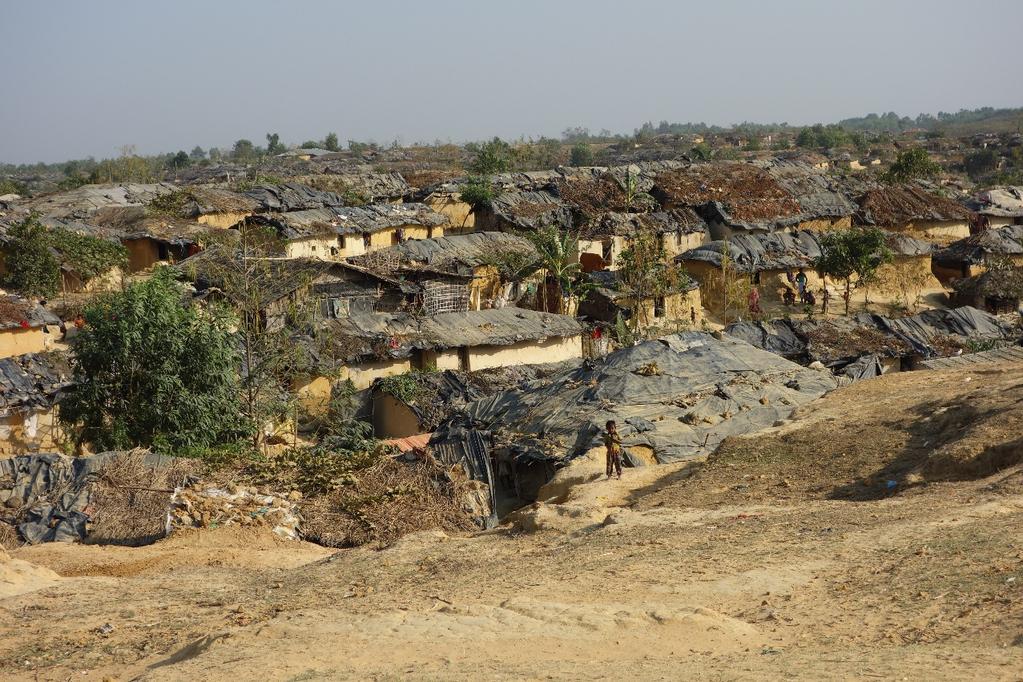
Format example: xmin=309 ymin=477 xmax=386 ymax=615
xmin=756 ymin=159 xmax=859 ymax=219
xmin=176 ymin=248 xmax=413 ymax=308
xmin=23 ymin=183 xmax=179 ymax=220
xmin=0 ymin=352 xmax=70 ymax=418
xmin=324 ymin=307 xmax=583 ymax=362
xmin=242 ymin=183 xmax=349 ymax=212
xmin=458 ymin=331 xmax=839 ymax=465
xmin=935 ymin=225 xmax=1023 ymax=265
xmin=854 ymin=306 xmax=1014 ymax=358
xmin=352 ymin=231 xmax=537 ymax=276
xmin=678 ymin=230 xmax=824 ymax=272
xmin=726 ymin=318 xmax=913 ymax=379
xmin=966 ymin=186 xmax=1023 ymax=218
xmin=729 ymin=306 xmax=1014 ymax=368
xmin=0 ymin=296 xmax=60 ymax=331
xmin=249 ymin=203 xmax=449 ymax=240
xmin=0 ymin=451 xmax=179 ymax=544
xmin=296 ymin=171 xmax=412 ymax=202
xmin=680 ymin=229 xmax=933 ymax=273
xmin=489 ymin=190 xmax=574 ymax=231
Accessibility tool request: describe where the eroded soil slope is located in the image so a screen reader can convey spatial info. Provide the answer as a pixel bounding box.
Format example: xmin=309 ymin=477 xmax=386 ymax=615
xmin=0 ymin=363 xmax=1021 ymax=680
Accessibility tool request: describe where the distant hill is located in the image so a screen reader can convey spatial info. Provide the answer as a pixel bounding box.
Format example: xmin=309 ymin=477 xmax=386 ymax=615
xmin=837 ymin=107 xmax=1023 ymax=136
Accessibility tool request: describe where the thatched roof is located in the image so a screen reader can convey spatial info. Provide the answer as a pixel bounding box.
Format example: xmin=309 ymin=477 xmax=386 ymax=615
xmin=856 ymin=186 xmax=972 ymax=226
xmin=84 ymin=207 xmax=209 ymax=245
xmin=652 ymin=162 xmax=804 ymax=230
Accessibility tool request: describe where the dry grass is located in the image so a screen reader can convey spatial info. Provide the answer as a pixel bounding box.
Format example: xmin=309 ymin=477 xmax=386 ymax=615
xmin=301 ymin=455 xmax=481 ymax=549
xmin=86 ymin=450 xmax=196 ymax=546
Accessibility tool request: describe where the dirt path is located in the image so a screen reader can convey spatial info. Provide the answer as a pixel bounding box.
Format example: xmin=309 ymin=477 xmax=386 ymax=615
xmin=1 ymin=365 xmax=1022 ymax=680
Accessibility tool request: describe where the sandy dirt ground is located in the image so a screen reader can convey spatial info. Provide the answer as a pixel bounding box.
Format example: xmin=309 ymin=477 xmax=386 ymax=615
xmin=1 ymin=362 xmax=1022 ymax=680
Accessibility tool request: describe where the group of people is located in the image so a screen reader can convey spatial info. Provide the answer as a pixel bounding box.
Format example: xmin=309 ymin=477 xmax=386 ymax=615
xmin=747 ymin=267 xmax=832 ymax=317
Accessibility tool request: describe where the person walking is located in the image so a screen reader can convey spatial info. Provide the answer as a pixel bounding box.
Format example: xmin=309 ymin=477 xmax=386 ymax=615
xmin=795 ymin=268 xmax=808 ymax=303
xmin=603 ymin=420 xmax=623 ymax=480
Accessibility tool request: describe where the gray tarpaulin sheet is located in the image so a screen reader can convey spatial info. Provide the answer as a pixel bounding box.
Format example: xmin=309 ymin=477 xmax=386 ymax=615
xmin=458 ymin=331 xmax=840 ymax=465
xmin=0 ymin=452 xmax=177 ymax=544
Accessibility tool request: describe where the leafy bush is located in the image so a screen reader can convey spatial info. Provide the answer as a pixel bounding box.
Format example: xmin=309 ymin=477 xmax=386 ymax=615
xmin=883 ymin=148 xmax=940 ymax=183
xmin=59 ymin=269 xmax=247 ymax=453
xmin=0 ymin=178 xmax=28 ymax=196
xmin=1 ymin=215 xmax=60 ymax=297
xmin=466 ymin=137 xmax=512 ymax=175
xmin=569 ymin=143 xmax=594 ymax=166
xmin=4 ymin=216 xmax=128 ymax=297
xmin=459 ymin=175 xmax=495 ymax=210
xmin=47 ymin=227 xmax=127 ymax=281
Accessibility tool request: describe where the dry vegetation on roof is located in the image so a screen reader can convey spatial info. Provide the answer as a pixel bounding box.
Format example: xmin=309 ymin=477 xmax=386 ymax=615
xmin=656 ymin=164 xmax=802 ymax=222
xmin=555 ymin=175 xmax=631 ymax=219
xmin=805 ymin=324 xmax=912 ymax=360
xmin=0 ymin=298 xmax=31 ymax=326
xmin=858 ymin=186 xmax=971 ymax=225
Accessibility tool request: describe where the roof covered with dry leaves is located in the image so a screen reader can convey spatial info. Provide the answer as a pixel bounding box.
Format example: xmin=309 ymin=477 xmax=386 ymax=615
xmin=856 ymin=186 xmax=972 ymax=226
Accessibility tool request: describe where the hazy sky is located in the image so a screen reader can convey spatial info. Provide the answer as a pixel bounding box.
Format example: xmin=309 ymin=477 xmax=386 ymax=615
xmin=2 ymin=0 xmax=1021 ymax=164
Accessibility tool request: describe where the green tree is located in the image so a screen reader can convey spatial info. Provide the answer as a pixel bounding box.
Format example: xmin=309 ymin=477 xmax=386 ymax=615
xmin=190 ymin=146 xmax=206 ymax=161
xmin=265 ymin=133 xmax=286 ymax=155
xmin=1 ymin=215 xmax=60 ymax=298
xmin=300 ymin=140 xmax=321 ymax=149
xmin=570 ymin=143 xmax=594 ymax=166
xmin=59 ymin=269 xmax=245 ymax=453
xmin=183 ymin=228 xmax=322 ymax=451
xmin=466 ymin=137 xmax=512 ymax=174
xmin=324 ymin=132 xmax=340 ymax=152
xmin=525 ymin=225 xmax=585 ymax=314
xmin=617 ymin=229 xmax=692 ymax=331
xmin=883 ymin=148 xmax=940 ymax=183
xmin=458 ymin=175 xmax=495 ymax=228
xmin=167 ymin=151 xmax=191 ymax=170
xmin=817 ymin=228 xmax=894 ymax=314
xmin=232 ymin=139 xmax=256 ymax=161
